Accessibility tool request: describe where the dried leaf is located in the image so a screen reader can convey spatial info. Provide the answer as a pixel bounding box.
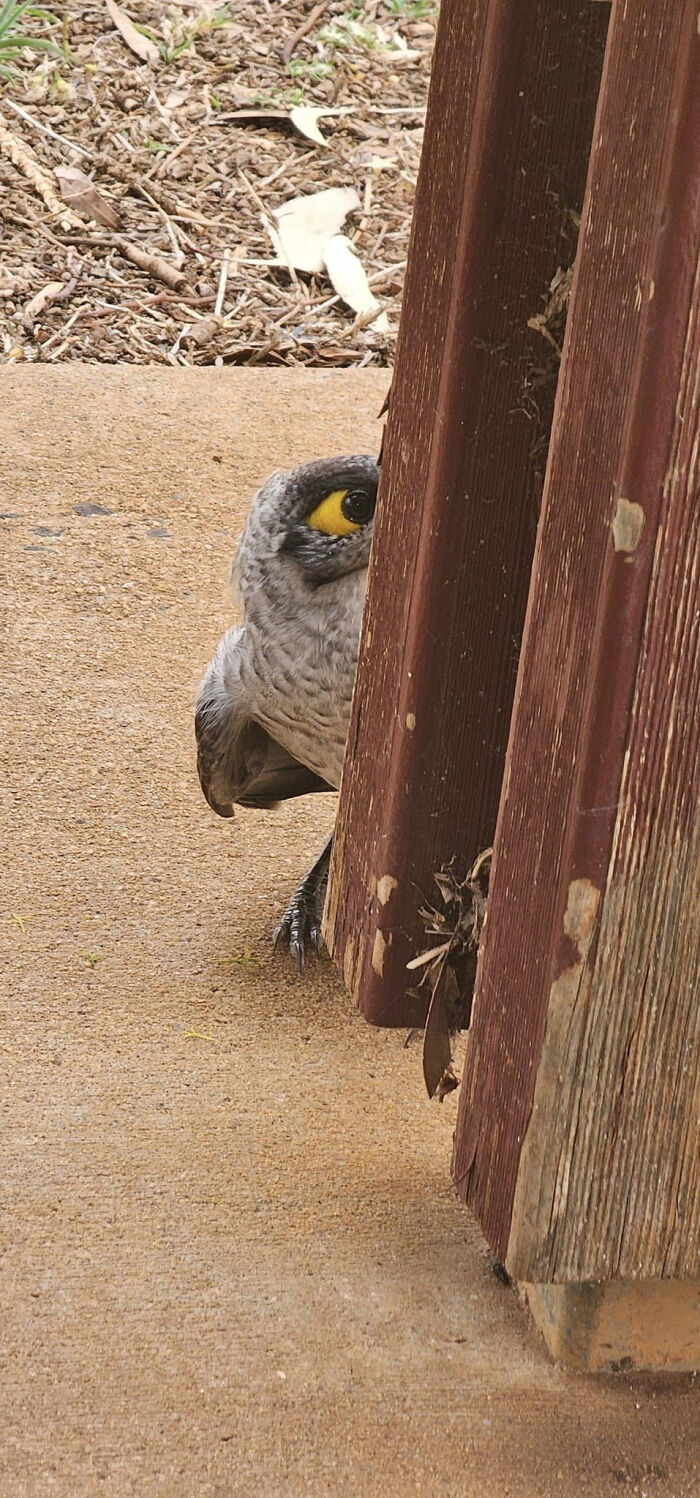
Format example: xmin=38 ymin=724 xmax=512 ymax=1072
xmin=422 ymin=958 xmax=459 ymax=1100
xmin=406 ymin=939 xmax=451 ymax=971
xmin=55 ymin=165 xmax=121 ymax=230
xmin=289 ymin=106 xmax=328 ymax=146
xmin=272 ymin=186 xmax=360 ymax=275
xmin=323 ymin=234 xmax=389 ymax=331
xmin=164 ymin=89 xmax=187 ymax=112
xmin=222 ymin=108 xmax=289 ymax=127
xmin=436 ymin=1067 xmax=459 ymax=1102
xmin=104 ymin=0 xmax=159 ymax=65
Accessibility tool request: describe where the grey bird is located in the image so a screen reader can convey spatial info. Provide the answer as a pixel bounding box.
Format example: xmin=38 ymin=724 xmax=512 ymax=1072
xmin=195 ymin=454 xmax=379 ymax=966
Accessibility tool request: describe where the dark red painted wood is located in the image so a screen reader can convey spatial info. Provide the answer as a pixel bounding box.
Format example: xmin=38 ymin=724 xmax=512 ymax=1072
xmin=452 ymin=0 xmax=700 ymax=1279
xmin=325 ymin=0 xmax=609 ymax=1024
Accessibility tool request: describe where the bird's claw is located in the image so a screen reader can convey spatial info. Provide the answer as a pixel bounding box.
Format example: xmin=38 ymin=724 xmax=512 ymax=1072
xmin=273 ymin=893 xmax=323 ymax=971
xmin=272 ymin=839 xmax=331 ymax=970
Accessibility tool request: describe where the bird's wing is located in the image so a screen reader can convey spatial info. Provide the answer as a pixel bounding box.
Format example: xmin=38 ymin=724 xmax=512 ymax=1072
xmin=195 ymin=632 xmax=332 ymax=817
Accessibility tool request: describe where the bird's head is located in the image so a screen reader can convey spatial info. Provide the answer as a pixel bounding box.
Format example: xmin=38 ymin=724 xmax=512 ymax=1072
xmin=242 ymin=454 xmax=379 ymax=587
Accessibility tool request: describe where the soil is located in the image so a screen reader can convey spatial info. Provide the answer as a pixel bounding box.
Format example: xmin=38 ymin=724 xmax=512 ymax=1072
xmin=0 ymin=0 xmax=434 ymax=366
xmin=2 ymin=366 xmax=698 ymax=1498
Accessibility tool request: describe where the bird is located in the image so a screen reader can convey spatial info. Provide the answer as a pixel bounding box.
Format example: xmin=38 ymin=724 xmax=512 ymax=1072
xmin=195 ymin=454 xmax=379 ymax=967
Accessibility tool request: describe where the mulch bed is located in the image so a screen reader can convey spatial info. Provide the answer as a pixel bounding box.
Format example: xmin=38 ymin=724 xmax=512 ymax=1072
xmin=0 ymin=1 xmax=436 ymax=365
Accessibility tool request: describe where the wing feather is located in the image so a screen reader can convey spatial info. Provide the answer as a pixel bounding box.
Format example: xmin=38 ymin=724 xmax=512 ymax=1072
xmin=195 ymin=629 xmax=331 ymax=816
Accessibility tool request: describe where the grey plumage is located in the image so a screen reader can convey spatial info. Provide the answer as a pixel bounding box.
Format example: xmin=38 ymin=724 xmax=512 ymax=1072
xmin=195 ymin=454 xmax=379 ymax=959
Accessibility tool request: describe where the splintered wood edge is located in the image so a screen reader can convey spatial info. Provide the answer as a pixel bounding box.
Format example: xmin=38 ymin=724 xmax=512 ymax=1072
xmin=523 ymin=1281 xmax=700 ymax=1373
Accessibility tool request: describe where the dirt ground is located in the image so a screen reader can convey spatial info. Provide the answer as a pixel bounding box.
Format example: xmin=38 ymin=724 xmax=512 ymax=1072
xmin=1 ymin=366 xmax=698 ymax=1497
xmin=0 ymin=0 xmax=433 ymax=366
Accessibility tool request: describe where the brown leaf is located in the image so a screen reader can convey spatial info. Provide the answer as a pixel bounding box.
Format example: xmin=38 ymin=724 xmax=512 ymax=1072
xmin=422 ymin=958 xmax=460 ymax=1100
xmin=55 ymin=166 xmax=121 ymax=230
xmin=104 ymin=0 xmax=159 ymax=65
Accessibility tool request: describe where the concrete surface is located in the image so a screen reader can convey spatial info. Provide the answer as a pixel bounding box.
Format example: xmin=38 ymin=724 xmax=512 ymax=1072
xmin=1 ymin=367 xmax=698 ymax=1498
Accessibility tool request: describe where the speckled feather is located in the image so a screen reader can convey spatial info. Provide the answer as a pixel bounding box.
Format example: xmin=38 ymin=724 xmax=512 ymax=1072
xmin=195 ymin=456 xmax=378 ymax=815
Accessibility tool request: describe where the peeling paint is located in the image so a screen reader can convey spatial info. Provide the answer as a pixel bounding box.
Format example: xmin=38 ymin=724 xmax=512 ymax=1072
xmin=377 ymin=874 xmax=398 ymax=906
xmin=612 ymin=498 xmax=645 ymax=554
xmin=508 ymin=879 xmax=601 ymax=1273
xmin=371 ymin=928 xmax=391 ymax=977
xmin=563 ymin=878 xmax=601 ymax=955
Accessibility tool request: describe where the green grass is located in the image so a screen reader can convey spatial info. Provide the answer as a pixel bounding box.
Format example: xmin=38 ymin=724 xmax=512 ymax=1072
xmin=286 ymin=56 xmax=336 ymax=83
xmin=157 ymin=4 xmax=232 ymax=64
xmin=0 ymin=0 xmax=63 ymax=78
xmin=383 ymin=0 xmax=437 ymax=17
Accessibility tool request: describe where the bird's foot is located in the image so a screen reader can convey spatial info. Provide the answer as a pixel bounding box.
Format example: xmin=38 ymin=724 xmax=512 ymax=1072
xmin=273 ymin=837 xmax=332 ymax=970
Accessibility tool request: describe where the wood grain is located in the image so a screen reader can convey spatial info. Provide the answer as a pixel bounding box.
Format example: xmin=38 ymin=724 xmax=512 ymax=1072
xmin=524 ymin=1282 xmax=700 ymax=1373
xmin=324 ymin=0 xmax=609 ymax=1025
xmin=453 ymin=0 xmax=700 ymax=1281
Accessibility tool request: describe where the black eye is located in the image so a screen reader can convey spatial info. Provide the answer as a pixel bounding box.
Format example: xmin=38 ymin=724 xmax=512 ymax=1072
xmin=341 ymin=488 xmax=375 ymax=526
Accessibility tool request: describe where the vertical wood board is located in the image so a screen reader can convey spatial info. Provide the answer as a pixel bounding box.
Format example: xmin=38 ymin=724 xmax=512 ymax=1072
xmin=453 ymin=0 xmax=700 ymax=1281
xmin=325 ymin=0 xmax=609 ymax=1024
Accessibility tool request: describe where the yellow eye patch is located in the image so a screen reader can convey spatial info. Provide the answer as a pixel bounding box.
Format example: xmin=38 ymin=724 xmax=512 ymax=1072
xmin=306 ymin=489 xmax=360 ymax=537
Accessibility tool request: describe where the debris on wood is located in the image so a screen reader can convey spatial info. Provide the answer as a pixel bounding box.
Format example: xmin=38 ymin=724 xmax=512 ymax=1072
xmin=527 ymin=265 xmax=573 ymax=353
xmin=22 ymin=279 xmax=71 ymax=329
xmin=281 ymin=0 xmax=331 ymax=64
xmin=411 ymin=848 xmax=492 ymax=1100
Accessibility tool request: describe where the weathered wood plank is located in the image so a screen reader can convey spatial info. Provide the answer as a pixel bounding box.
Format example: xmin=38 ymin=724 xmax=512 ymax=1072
xmin=524 ymin=1282 xmax=700 ymax=1373
xmin=324 ymin=0 xmax=609 ymax=1024
xmin=453 ymin=0 xmax=700 ymax=1283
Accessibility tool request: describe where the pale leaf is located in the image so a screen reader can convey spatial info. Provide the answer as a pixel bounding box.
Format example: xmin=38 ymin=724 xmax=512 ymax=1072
xmin=289 ymin=106 xmax=328 ymax=146
xmin=55 ymin=165 xmax=121 ymax=230
xmin=164 ymin=89 xmax=188 ymax=112
xmin=104 ymin=0 xmax=159 ymax=65
xmin=272 ymin=187 xmax=360 ymax=275
xmin=322 ymin=234 xmax=389 ymax=331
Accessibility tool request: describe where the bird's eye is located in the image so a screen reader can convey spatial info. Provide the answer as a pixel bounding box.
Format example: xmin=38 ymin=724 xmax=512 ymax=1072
xmin=341 ymin=489 xmax=375 ymax=525
xmin=306 ymin=487 xmax=375 ymax=537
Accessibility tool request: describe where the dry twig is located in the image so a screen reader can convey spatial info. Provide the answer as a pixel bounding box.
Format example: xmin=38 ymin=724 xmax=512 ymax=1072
xmin=281 ymin=0 xmax=331 ymax=63
xmin=0 ymin=112 xmax=82 ymax=230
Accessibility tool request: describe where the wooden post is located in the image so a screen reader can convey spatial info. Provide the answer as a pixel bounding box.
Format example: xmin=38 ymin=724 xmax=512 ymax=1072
xmin=452 ymin=0 xmax=700 ymax=1369
xmin=324 ymin=0 xmax=609 ymax=1025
